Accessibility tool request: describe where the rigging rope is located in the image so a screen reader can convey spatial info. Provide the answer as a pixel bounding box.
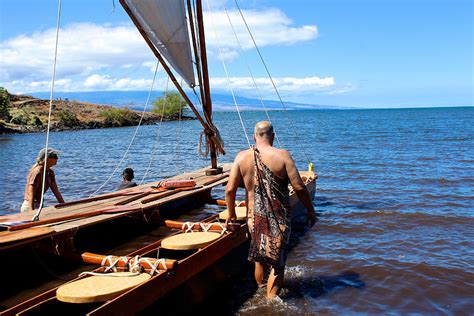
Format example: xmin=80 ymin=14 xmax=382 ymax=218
xmin=221 ymin=0 xmax=282 ymax=148
xmin=205 ymin=0 xmax=251 ymax=148
xmin=140 ymin=76 xmax=170 ymax=184
xmin=234 ymin=0 xmax=312 ymax=164
xmin=90 ymin=61 xmax=160 ymax=196
xmin=32 ymin=0 xmax=62 ymax=221
xmin=174 ymin=79 xmax=185 ymax=175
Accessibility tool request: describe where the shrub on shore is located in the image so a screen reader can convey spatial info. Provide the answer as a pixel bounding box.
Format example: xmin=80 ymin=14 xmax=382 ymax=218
xmin=56 ymin=110 xmax=78 ymax=128
xmin=0 ymin=87 xmax=11 ymax=120
xmin=152 ymin=92 xmax=187 ymax=118
xmin=99 ymin=107 xmax=139 ymax=127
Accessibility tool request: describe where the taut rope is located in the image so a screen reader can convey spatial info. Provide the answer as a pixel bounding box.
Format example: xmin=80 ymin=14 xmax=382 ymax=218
xmin=221 ymin=0 xmax=282 ymax=148
xmin=90 ymin=61 xmax=160 ymax=196
xmin=234 ymin=0 xmax=312 ymax=164
xmin=205 ymin=0 xmax=251 ymax=148
xmin=32 ymin=0 xmax=62 ymax=221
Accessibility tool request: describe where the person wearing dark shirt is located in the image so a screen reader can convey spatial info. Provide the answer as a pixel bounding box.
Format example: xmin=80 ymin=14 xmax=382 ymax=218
xmin=118 ymin=168 xmax=137 ymax=190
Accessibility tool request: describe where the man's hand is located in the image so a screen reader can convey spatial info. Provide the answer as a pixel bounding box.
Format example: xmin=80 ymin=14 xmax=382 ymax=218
xmin=225 ymin=214 xmax=237 ymax=227
xmin=307 ymin=209 xmax=317 ymax=228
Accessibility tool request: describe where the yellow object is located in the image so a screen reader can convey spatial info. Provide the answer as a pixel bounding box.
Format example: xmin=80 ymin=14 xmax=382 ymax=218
xmin=219 ymin=206 xmax=247 ymax=221
xmin=161 ymin=232 xmax=221 ymax=250
xmin=308 ymin=162 xmax=314 ymax=172
xmin=56 ymin=272 xmax=151 ymax=303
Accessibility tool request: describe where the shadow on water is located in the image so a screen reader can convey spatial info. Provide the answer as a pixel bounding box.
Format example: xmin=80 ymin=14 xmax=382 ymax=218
xmin=283 ymin=271 xmax=365 ymax=300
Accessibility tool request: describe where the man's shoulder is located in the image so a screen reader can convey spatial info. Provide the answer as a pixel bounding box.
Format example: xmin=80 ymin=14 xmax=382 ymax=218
xmin=235 ymin=148 xmax=253 ymax=161
xmin=272 ymin=147 xmax=292 ymax=159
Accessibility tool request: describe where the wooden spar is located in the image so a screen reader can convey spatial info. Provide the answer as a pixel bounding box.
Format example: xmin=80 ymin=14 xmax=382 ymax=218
xmin=196 ymin=0 xmax=219 ymax=169
xmin=187 ymin=0 xmax=206 ymax=106
xmin=80 ymin=252 xmax=178 ymax=271
xmin=54 ymin=187 xmax=156 ymax=208
xmin=118 ymin=0 xmax=211 ymax=134
xmin=202 ymin=172 xmax=229 ymax=186
xmin=4 ymin=204 xmax=142 ymax=232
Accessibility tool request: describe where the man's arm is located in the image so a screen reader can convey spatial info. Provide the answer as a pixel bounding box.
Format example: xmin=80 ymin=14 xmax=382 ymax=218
xmin=225 ymin=153 xmax=243 ymax=223
xmin=284 ymin=151 xmax=316 ymax=227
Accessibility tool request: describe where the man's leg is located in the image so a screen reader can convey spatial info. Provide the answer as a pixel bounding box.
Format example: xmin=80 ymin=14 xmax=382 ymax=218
xmin=254 ymin=262 xmax=266 ymax=288
xmin=266 ymin=267 xmax=284 ymax=299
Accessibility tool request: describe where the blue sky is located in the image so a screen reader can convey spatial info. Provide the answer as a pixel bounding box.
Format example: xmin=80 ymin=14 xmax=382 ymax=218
xmin=0 ymin=0 xmax=472 ymax=108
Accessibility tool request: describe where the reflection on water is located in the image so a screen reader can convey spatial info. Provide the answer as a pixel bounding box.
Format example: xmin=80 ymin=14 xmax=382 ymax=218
xmin=1 ymin=108 xmax=473 ymax=314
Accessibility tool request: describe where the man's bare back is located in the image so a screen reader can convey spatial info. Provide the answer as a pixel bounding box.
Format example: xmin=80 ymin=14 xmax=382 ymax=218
xmin=231 ymin=145 xmax=302 ymax=213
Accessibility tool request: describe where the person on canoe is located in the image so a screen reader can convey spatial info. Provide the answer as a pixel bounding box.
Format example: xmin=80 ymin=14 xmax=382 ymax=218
xmin=225 ymin=121 xmax=316 ymax=299
xmin=118 ymin=168 xmax=137 ymax=190
xmin=21 ymin=148 xmax=65 ymax=212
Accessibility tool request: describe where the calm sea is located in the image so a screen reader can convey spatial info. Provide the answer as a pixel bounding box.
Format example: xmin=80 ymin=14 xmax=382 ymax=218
xmin=1 ymin=108 xmax=473 ymax=314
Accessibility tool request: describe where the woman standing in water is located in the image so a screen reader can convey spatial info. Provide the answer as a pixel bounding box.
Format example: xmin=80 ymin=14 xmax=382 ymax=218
xmin=21 ymin=148 xmax=65 ymax=212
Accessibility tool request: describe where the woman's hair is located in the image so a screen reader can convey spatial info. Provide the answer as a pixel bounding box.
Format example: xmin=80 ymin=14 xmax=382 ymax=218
xmin=31 ymin=148 xmax=59 ymax=170
xmin=122 ymin=168 xmax=135 ymax=181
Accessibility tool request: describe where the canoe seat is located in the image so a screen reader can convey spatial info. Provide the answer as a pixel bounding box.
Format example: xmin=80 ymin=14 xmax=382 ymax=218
xmin=56 ymin=272 xmax=151 ymax=303
xmin=218 ymin=206 xmax=247 ymax=221
xmin=161 ymin=232 xmax=221 ymax=250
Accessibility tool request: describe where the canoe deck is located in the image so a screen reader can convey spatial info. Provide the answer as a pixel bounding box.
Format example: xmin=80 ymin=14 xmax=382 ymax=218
xmin=0 ymin=163 xmax=232 ymax=252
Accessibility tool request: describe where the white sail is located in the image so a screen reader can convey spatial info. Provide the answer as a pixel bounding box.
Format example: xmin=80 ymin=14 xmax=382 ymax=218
xmin=124 ymin=0 xmax=196 ymax=87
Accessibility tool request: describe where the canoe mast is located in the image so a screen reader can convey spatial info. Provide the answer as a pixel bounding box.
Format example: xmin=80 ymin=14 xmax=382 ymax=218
xmin=119 ymin=0 xmax=223 ymax=174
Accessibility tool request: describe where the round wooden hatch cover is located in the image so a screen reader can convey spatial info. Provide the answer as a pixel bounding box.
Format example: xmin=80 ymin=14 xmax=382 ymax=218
xmin=56 ymin=272 xmax=151 ymax=303
xmin=218 ymin=206 xmax=247 ymax=221
xmin=161 ymin=232 xmax=221 ymax=250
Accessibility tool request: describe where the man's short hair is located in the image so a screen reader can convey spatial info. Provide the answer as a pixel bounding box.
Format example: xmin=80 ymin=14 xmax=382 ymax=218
xmin=254 ymin=121 xmax=274 ymax=139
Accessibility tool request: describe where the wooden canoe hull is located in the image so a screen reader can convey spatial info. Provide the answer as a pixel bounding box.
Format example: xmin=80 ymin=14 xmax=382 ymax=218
xmin=2 ymin=172 xmax=316 ymax=315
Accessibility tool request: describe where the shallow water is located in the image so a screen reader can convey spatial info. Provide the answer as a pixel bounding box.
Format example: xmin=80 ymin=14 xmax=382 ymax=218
xmin=1 ymin=108 xmax=473 ymax=314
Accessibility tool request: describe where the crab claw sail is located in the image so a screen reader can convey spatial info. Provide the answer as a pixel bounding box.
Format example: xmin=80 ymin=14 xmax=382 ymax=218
xmin=123 ymin=0 xmax=196 ymax=87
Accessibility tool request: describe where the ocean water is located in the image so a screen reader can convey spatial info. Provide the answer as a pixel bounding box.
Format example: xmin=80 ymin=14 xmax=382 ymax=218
xmin=1 ymin=107 xmax=473 ymax=314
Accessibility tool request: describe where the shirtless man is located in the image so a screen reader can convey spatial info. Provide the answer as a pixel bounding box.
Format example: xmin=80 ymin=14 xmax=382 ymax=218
xmin=21 ymin=148 xmax=65 ymax=212
xmin=225 ymin=121 xmax=316 ymax=299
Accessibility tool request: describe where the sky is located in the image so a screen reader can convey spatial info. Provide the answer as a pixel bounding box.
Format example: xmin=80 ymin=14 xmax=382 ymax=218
xmin=0 ymin=0 xmax=472 ymax=108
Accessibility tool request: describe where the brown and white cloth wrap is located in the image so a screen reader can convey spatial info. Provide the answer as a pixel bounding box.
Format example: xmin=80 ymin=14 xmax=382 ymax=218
xmin=247 ymin=146 xmax=292 ymax=270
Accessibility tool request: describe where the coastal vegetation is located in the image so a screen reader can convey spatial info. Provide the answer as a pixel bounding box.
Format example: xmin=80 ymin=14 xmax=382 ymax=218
xmin=0 ymin=89 xmax=193 ymax=134
xmin=152 ymin=92 xmax=187 ymax=119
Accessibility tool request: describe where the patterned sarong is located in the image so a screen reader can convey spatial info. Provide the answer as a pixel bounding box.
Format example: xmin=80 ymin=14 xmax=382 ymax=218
xmin=248 ymin=146 xmax=292 ymax=269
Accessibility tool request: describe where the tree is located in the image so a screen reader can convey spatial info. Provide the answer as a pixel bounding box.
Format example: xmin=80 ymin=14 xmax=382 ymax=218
xmin=152 ymin=92 xmax=187 ymax=118
xmin=0 ymin=87 xmax=11 ymax=120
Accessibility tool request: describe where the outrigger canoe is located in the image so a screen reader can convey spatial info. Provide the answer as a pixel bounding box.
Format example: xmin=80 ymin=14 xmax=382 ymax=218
xmin=2 ymin=171 xmax=316 ymax=315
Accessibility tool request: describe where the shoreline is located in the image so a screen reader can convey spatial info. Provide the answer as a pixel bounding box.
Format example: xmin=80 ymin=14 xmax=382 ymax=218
xmin=0 ymin=92 xmax=195 ymax=134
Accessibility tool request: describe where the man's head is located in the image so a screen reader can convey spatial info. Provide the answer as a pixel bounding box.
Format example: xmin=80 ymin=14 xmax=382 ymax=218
xmin=122 ymin=168 xmax=135 ymax=181
xmin=254 ymin=121 xmax=274 ymax=145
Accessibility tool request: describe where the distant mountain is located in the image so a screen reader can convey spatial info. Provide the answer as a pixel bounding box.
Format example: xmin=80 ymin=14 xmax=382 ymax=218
xmin=30 ymin=91 xmax=349 ymax=111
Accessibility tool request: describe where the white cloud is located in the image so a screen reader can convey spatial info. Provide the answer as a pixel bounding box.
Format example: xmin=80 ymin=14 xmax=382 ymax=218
xmin=1 ymin=8 xmax=317 ymax=86
xmin=210 ymin=76 xmax=336 ymax=95
xmin=203 ymin=8 xmax=318 ymax=58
